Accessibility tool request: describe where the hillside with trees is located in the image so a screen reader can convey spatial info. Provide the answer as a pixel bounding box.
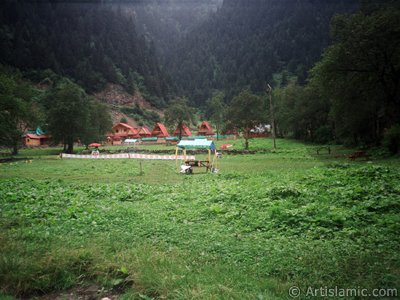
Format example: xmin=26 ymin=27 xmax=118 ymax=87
xmin=0 ymin=0 xmax=399 ymax=152
xmin=0 ymin=0 xmax=170 ymax=107
xmin=163 ymin=0 xmax=359 ymax=105
xmin=273 ymin=3 xmax=400 ymax=148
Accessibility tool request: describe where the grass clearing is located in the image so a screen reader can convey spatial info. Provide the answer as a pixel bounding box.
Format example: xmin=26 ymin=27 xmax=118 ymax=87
xmin=1 ymin=138 xmax=399 ymax=299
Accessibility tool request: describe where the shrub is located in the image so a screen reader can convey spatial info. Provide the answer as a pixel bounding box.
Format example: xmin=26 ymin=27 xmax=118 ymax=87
xmin=383 ymin=124 xmax=400 ymax=155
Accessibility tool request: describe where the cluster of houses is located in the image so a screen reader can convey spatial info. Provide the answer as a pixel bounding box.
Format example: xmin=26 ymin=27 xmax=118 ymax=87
xmin=23 ymin=121 xmax=223 ymax=147
xmin=107 ymin=121 xmax=217 ymax=145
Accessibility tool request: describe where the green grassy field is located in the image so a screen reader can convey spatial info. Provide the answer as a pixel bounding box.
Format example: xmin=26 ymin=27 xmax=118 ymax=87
xmin=0 ymin=139 xmax=399 ymax=299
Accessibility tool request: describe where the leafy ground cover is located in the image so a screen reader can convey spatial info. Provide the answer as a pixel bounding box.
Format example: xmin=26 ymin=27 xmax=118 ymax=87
xmin=0 ymin=139 xmax=399 ymax=299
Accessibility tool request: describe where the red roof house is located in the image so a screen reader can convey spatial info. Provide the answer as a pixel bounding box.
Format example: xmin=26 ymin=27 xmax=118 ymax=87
xmin=151 ymin=122 xmax=170 ymax=137
xmin=138 ymin=126 xmax=152 ymax=138
xmin=111 ymin=123 xmax=140 ymax=139
xmin=198 ymin=121 xmax=215 ymax=136
xmin=173 ymin=123 xmax=192 ymax=137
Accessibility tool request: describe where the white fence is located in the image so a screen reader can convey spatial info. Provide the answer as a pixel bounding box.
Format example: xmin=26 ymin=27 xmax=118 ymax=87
xmin=61 ymin=153 xmax=195 ymax=160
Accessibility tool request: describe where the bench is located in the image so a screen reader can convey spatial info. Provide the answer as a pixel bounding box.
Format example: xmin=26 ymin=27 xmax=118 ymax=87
xmin=316 ymin=146 xmax=331 ymax=155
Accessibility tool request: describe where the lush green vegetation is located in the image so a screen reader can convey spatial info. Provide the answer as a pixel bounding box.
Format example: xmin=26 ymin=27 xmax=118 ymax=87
xmin=1 ymin=139 xmax=399 ymax=299
xmin=0 ymin=0 xmax=170 ymax=100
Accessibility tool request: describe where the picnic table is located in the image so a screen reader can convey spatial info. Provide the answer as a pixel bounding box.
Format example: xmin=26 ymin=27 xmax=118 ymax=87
xmin=184 ymin=160 xmax=211 ymax=172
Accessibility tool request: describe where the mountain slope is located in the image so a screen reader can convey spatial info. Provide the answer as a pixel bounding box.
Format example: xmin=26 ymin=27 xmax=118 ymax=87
xmin=0 ymin=0 xmax=170 ymax=105
xmin=165 ymin=0 xmax=359 ymax=105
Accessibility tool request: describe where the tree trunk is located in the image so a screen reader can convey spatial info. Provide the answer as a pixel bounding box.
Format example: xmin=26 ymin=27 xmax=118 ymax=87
xmin=179 ymin=121 xmax=182 ymax=141
xmin=67 ymin=137 xmax=74 ymax=153
xmin=244 ymin=128 xmax=250 ymax=150
xmin=12 ymin=141 xmax=18 ymax=155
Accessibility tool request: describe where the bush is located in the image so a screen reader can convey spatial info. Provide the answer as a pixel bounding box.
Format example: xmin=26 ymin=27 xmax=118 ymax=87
xmin=314 ymin=125 xmax=334 ymax=144
xmin=383 ymin=124 xmax=400 ymax=155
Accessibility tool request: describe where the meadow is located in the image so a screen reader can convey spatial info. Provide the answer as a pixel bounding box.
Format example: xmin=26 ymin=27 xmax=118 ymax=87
xmin=0 ymin=139 xmax=399 ymax=299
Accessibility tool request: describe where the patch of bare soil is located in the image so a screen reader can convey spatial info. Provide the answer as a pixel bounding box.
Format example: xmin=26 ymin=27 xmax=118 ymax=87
xmin=93 ymin=84 xmax=163 ymax=115
xmin=110 ymin=110 xmax=139 ymax=128
xmin=30 ymin=284 xmax=122 ymax=300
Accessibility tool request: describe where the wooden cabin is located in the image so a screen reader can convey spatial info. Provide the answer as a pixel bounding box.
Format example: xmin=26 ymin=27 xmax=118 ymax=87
xmin=113 ymin=123 xmax=139 ymax=138
xmin=107 ymin=123 xmax=139 ymax=144
xmin=173 ymin=123 xmax=192 ymax=137
xmin=24 ymin=134 xmax=50 ymax=147
xmin=138 ymin=126 xmax=152 ymax=138
xmin=151 ymin=122 xmax=170 ymax=138
xmin=197 ymin=121 xmax=215 ymax=136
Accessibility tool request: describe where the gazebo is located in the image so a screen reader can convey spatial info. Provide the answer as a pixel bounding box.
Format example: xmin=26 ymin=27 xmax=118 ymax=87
xmin=175 ymin=139 xmax=218 ymax=173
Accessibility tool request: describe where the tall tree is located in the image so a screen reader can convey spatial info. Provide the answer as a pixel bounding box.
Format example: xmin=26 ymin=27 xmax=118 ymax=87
xmin=164 ymin=97 xmax=192 ymax=140
xmin=310 ymin=7 xmax=400 ymax=145
xmin=274 ymin=81 xmax=332 ymax=143
xmin=0 ymin=69 xmax=39 ymax=154
xmin=80 ymin=98 xmax=112 ymax=148
xmin=227 ymin=89 xmax=265 ymax=150
xmin=206 ymin=91 xmax=226 ymax=140
xmin=46 ymin=79 xmax=89 ymax=153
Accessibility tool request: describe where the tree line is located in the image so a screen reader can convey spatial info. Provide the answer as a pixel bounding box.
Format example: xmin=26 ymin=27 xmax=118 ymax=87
xmin=273 ymin=4 xmax=400 ymax=151
xmin=0 ymin=66 xmax=111 ymax=154
xmin=173 ymin=2 xmax=399 ymax=152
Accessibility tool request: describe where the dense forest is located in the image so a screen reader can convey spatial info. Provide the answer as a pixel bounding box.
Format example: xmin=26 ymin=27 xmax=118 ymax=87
xmin=0 ymin=0 xmax=399 ymax=152
xmin=0 ymin=0 xmax=170 ymax=106
xmin=162 ymin=0 xmax=359 ymax=105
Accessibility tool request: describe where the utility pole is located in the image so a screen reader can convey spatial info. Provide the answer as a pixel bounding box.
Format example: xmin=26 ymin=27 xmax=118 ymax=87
xmin=267 ymin=84 xmax=276 ymax=149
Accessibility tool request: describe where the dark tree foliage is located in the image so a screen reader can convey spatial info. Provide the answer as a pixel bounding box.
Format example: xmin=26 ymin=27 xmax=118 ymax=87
xmin=45 ymin=79 xmax=90 ymax=153
xmin=164 ymin=97 xmax=193 ymax=140
xmin=274 ymin=81 xmax=332 ymax=143
xmin=227 ymin=89 xmax=265 ymax=150
xmin=0 ymin=0 xmax=170 ymax=105
xmin=80 ymin=98 xmax=112 ymax=148
xmin=206 ymin=91 xmax=226 ymax=140
xmin=163 ymin=0 xmax=358 ymax=106
xmin=310 ymin=6 xmax=400 ymax=145
xmin=0 ymin=67 xmax=41 ymax=154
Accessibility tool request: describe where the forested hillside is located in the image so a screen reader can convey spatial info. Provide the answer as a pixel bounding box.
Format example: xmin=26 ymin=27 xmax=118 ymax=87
xmin=163 ymin=0 xmax=359 ymax=105
xmin=1 ymin=0 xmax=399 ymax=150
xmin=0 ymin=0 xmax=170 ymax=106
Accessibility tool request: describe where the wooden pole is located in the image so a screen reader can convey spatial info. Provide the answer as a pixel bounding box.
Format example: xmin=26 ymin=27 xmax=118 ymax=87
xmin=139 ymin=161 xmax=144 ymax=176
xmin=175 ymin=147 xmax=179 ymax=171
xmin=268 ymin=84 xmax=276 ymax=149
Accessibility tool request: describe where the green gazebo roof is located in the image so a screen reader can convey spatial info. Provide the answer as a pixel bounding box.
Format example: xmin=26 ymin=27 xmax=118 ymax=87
xmin=177 ymin=139 xmax=216 ymax=151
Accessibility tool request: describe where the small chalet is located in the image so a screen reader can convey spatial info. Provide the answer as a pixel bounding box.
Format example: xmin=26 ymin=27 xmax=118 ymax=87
xmin=24 ymin=134 xmax=49 ymax=146
xmin=108 ymin=123 xmax=139 ymax=144
xmin=138 ymin=126 xmax=152 ymax=138
xmin=24 ymin=127 xmax=50 ymax=147
xmin=197 ymin=121 xmax=215 ymax=136
xmin=151 ymin=122 xmax=170 ymax=138
xmin=173 ymin=123 xmax=192 ymax=137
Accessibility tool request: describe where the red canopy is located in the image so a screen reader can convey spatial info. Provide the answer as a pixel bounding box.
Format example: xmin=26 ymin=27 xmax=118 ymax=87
xmin=89 ymin=143 xmax=102 ymax=147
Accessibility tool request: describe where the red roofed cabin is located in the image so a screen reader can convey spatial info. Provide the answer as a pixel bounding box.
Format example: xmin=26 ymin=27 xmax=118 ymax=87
xmin=108 ymin=123 xmax=139 ymax=145
xmin=138 ymin=126 xmax=152 ymax=138
xmin=173 ymin=123 xmax=192 ymax=137
xmin=198 ymin=121 xmax=215 ymax=136
xmin=151 ymin=123 xmax=170 ymax=138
